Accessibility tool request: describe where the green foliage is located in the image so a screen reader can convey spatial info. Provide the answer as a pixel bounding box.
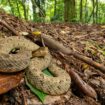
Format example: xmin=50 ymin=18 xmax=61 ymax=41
xmin=0 ymin=0 xmax=105 ymax=23
xmin=26 ymin=78 xmax=47 ymax=103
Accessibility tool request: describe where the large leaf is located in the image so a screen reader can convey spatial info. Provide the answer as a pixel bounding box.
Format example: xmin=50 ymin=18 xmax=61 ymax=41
xmin=26 ymin=68 xmax=53 ymax=103
xmin=25 ymin=78 xmax=47 ymax=103
xmin=0 ymin=72 xmax=23 ymax=95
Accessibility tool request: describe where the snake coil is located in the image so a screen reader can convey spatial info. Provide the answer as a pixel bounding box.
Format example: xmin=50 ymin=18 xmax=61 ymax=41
xmin=0 ymin=36 xmax=71 ymax=95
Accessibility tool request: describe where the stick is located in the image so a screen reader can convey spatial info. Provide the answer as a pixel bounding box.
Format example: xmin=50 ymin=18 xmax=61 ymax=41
xmin=41 ymin=34 xmax=71 ymax=54
xmin=68 ymin=68 xmax=97 ymax=99
xmin=71 ymin=52 xmax=105 ymax=73
xmin=59 ymin=52 xmax=105 ymax=79
xmin=0 ymin=19 xmax=19 ymax=36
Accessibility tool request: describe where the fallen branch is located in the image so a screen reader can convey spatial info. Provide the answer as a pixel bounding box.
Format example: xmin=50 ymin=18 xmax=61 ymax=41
xmin=59 ymin=52 xmax=105 ymax=79
xmin=40 ymin=34 xmax=71 ymax=54
xmin=39 ymin=34 xmax=105 ymax=73
xmin=71 ymin=52 xmax=105 ymax=73
xmin=68 ymin=68 xmax=97 ymax=99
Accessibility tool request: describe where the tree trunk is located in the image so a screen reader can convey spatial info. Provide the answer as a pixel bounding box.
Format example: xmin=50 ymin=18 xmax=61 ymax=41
xmin=22 ymin=0 xmax=27 ymax=20
xmin=80 ymin=0 xmax=83 ymax=22
xmin=85 ymin=0 xmax=88 ymax=23
xmin=64 ymin=0 xmax=76 ymax=22
xmin=92 ymin=0 xmax=95 ymax=23
xmin=87 ymin=0 xmax=96 ymax=23
xmin=8 ymin=0 xmax=15 ymax=15
xmin=36 ymin=0 xmax=46 ymax=18
xmin=16 ymin=0 xmax=21 ymax=18
xmin=31 ymin=0 xmax=37 ymax=21
xmin=54 ymin=0 xmax=57 ymax=16
xmin=96 ymin=0 xmax=98 ymax=23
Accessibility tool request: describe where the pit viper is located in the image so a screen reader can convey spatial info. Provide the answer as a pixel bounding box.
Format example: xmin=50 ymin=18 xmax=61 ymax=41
xmin=0 ymin=36 xmax=71 ymax=95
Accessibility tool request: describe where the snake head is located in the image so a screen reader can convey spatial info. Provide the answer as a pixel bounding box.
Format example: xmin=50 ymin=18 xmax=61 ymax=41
xmin=32 ymin=47 xmax=49 ymax=57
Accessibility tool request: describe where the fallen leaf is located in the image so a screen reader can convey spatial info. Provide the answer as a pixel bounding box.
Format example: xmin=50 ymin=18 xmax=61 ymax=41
xmin=25 ymin=78 xmax=47 ymax=103
xmin=0 ymin=72 xmax=23 ymax=95
xmin=32 ymin=31 xmax=41 ymax=36
xmin=19 ymin=31 xmax=29 ymax=36
xmin=81 ymin=63 xmax=89 ymax=71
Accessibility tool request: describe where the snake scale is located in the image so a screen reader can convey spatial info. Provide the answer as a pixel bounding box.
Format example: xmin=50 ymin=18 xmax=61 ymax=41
xmin=0 ymin=36 xmax=71 ymax=95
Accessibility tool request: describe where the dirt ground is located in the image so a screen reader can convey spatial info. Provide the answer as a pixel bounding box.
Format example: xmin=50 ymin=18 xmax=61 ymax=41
xmin=0 ymin=11 xmax=105 ymax=105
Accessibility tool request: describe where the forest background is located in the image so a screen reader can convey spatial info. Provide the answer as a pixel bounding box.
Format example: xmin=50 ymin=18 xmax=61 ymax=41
xmin=0 ymin=0 xmax=105 ymax=24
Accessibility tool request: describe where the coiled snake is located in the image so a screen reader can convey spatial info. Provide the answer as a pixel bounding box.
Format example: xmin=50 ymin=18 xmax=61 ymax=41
xmin=0 ymin=36 xmax=71 ymax=95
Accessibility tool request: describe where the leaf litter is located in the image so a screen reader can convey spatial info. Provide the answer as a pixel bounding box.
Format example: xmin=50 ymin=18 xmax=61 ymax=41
xmin=0 ymin=11 xmax=105 ymax=105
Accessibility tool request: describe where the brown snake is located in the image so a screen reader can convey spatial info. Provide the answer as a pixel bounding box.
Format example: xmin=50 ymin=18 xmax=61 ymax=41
xmin=0 ymin=36 xmax=71 ymax=95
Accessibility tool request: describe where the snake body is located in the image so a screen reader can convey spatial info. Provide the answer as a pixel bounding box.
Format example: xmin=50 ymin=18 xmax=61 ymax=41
xmin=0 ymin=36 xmax=71 ymax=95
xmin=0 ymin=36 xmax=39 ymax=72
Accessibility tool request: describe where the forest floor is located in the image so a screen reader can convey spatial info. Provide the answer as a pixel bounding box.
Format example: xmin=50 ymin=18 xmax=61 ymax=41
xmin=0 ymin=11 xmax=105 ymax=105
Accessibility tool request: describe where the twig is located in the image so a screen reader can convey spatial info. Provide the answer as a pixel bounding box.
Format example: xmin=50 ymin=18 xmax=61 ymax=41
xmin=71 ymin=52 xmax=105 ymax=74
xmin=58 ymin=52 xmax=105 ymax=79
xmin=20 ymin=86 xmax=27 ymax=105
xmin=9 ymin=90 xmax=21 ymax=105
xmin=41 ymin=34 xmax=71 ymax=54
xmin=0 ymin=19 xmax=19 ymax=36
xmin=40 ymin=34 xmax=46 ymax=47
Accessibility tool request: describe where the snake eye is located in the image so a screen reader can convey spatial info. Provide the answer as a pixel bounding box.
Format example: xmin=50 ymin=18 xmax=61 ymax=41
xmin=10 ymin=48 xmax=20 ymax=54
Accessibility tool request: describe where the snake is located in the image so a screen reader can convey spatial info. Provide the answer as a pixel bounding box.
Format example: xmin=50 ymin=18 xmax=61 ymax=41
xmin=0 ymin=36 xmax=71 ymax=95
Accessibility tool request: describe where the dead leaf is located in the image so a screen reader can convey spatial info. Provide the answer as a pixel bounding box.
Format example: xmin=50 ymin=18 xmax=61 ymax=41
xmin=0 ymin=72 xmax=23 ymax=95
xmin=101 ymin=25 xmax=105 ymax=29
xmin=81 ymin=63 xmax=89 ymax=71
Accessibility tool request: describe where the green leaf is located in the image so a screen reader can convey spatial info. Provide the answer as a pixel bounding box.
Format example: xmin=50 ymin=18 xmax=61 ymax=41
xmin=43 ymin=68 xmax=54 ymax=76
xmin=25 ymin=68 xmax=53 ymax=103
xmin=25 ymin=77 xmax=47 ymax=103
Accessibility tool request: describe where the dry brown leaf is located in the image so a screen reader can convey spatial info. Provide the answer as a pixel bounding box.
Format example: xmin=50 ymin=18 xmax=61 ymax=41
xmin=100 ymin=25 xmax=105 ymax=29
xmin=0 ymin=72 xmax=23 ymax=95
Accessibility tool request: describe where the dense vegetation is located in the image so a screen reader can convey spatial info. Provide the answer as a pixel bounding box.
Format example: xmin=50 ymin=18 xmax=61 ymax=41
xmin=0 ymin=0 xmax=105 ymax=23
